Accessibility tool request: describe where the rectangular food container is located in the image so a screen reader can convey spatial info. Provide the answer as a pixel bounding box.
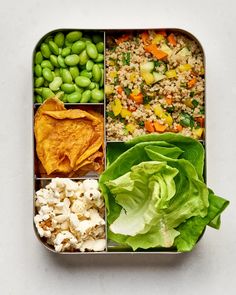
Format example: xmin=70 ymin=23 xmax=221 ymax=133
xmin=32 ymin=28 xmax=206 ymax=254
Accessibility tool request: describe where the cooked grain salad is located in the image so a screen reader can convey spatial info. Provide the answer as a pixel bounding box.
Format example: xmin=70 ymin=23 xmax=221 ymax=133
xmin=105 ymin=30 xmax=205 ymax=141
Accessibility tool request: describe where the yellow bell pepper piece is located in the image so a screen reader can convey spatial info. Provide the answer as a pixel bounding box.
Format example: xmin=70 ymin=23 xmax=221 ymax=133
xmin=193 ymin=128 xmax=204 ymax=138
xmin=165 ymin=70 xmax=177 ymax=78
xmin=120 ymin=108 xmax=132 ymax=118
xmin=164 ymin=113 xmax=173 ymax=126
xmin=105 ymin=85 xmax=114 ymax=96
xmin=141 ymin=71 xmax=155 ymax=85
xmin=152 ymin=34 xmax=165 ymax=44
xmin=130 ymin=73 xmax=137 ymax=82
xmin=132 ymin=88 xmax=141 ymax=95
xmin=109 ymin=71 xmax=117 ymax=79
xmin=178 ymin=64 xmax=192 ymax=72
xmin=126 ymin=123 xmax=136 ymax=133
xmin=112 ymin=98 xmax=122 ymax=116
xmin=154 ymin=104 xmax=173 ymax=125
xmin=144 ymin=104 xmax=151 ymax=110
xmin=154 ymin=104 xmax=164 ymax=117
xmin=184 ymin=98 xmax=194 ymax=108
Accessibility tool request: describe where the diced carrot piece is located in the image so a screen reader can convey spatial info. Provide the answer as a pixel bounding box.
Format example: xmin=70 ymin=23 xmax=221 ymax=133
xmin=156 ymin=30 xmax=167 ymax=37
xmin=165 ymin=96 xmax=173 ymax=105
xmin=175 ymin=124 xmax=183 ymax=132
xmin=115 ymin=34 xmax=130 ymax=44
xmin=153 ymin=122 xmax=167 ymax=133
xmin=145 ymin=121 xmax=155 ymax=132
xmin=188 ymin=77 xmax=197 ymax=88
xmin=195 ymin=117 xmax=205 ymax=127
xmin=130 ymin=92 xmax=143 ymax=104
xmin=167 ymin=33 xmax=177 ymax=46
xmin=117 ymin=86 xmax=123 ymax=95
xmin=141 ymin=31 xmax=149 ymax=44
xmin=144 ymin=44 xmax=168 ymax=60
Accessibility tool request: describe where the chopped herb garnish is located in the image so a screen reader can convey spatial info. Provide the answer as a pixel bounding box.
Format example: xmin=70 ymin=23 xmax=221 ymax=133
xmin=143 ymin=95 xmax=152 ymax=104
xmin=166 ymin=106 xmax=175 ymax=113
xmin=192 ymin=99 xmax=199 ymax=107
xmin=180 ymin=82 xmax=187 ymax=88
xmin=180 ymin=112 xmax=195 ymax=128
xmin=114 ymin=77 xmax=119 ymax=85
xmin=199 ymin=107 xmax=205 ymax=114
xmin=122 ymin=52 xmax=131 ymax=66
xmin=106 ymin=111 xmax=116 ymax=118
xmin=190 ymin=91 xmax=195 ymax=97
xmin=124 ymin=87 xmax=131 ymax=96
xmin=138 ymin=121 xmax=145 ymax=127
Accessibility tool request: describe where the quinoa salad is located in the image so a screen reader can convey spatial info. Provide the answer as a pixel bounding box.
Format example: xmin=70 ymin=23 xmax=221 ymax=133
xmin=105 ymin=30 xmax=205 ymax=141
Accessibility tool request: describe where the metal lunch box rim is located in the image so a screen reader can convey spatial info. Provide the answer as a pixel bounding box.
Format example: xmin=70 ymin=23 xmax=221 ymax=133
xmin=32 ymin=27 xmax=206 ymax=254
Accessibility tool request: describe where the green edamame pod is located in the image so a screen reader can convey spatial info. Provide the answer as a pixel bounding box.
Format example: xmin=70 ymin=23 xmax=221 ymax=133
xmin=69 ymin=66 xmax=79 ymax=80
xmin=88 ymin=82 xmax=96 ymax=90
xmin=35 ymin=77 xmax=44 ymax=88
xmin=80 ymin=90 xmax=91 ymax=103
xmin=61 ymin=69 xmax=73 ymax=83
xmin=94 ymin=53 xmax=104 ymax=63
xmin=44 ymin=35 xmax=53 ymax=44
xmin=71 ymin=40 xmax=86 ymax=54
xmin=54 ymin=68 xmax=61 ymax=77
xmin=79 ymin=50 xmax=89 ymax=66
xmin=57 ymin=55 xmax=67 ymax=68
xmin=41 ymin=60 xmax=54 ymax=70
xmin=91 ymin=89 xmax=104 ymax=102
xmin=66 ymin=31 xmax=82 ymax=43
xmin=50 ymin=55 xmax=59 ymax=67
xmin=64 ymin=54 xmax=80 ymax=66
xmin=35 ymin=95 xmax=43 ymax=103
xmin=97 ymin=63 xmax=104 ymax=69
xmin=35 ymin=51 xmax=43 ymax=64
xmin=65 ymin=39 xmax=73 ymax=48
xmin=94 ymin=82 xmax=100 ymax=89
xmin=55 ymin=91 xmax=64 ymax=100
xmin=86 ymin=43 xmax=98 ymax=59
xmin=42 ymin=68 xmax=54 ymax=82
xmin=92 ymin=64 xmax=101 ymax=83
xmin=48 ymin=41 xmax=59 ymax=55
xmin=86 ymin=60 xmax=94 ymax=71
xmin=61 ymin=47 xmax=71 ymax=57
xmin=49 ymin=77 xmax=62 ymax=91
xmin=75 ymin=76 xmax=91 ymax=88
xmin=100 ymin=69 xmax=104 ymax=87
xmin=42 ymin=87 xmax=54 ymax=100
xmin=34 ymin=88 xmax=43 ymax=95
xmin=92 ymin=34 xmax=103 ymax=44
xmin=62 ymin=93 xmax=68 ymax=103
xmin=96 ymin=42 xmax=104 ymax=53
xmin=34 ymin=64 xmax=42 ymax=77
xmin=81 ymin=36 xmax=92 ymax=42
xmin=67 ymin=92 xmax=81 ymax=103
xmin=54 ymin=32 xmax=65 ymax=48
xmin=74 ymin=85 xmax=83 ymax=93
xmin=40 ymin=43 xmax=51 ymax=58
xmin=61 ymin=83 xmax=75 ymax=94
xmin=80 ymin=70 xmax=92 ymax=79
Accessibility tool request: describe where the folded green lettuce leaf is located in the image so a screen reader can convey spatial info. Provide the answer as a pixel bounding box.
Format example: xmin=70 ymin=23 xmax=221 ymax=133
xmin=100 ymin=133 xmax=229 ymax=252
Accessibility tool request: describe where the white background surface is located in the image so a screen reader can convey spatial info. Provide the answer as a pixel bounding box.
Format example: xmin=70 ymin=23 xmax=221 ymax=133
xmin=0 ymin=0 xmax=235 ymax=294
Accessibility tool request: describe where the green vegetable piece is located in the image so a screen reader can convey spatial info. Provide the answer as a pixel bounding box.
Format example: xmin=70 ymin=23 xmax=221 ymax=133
xmin=69 ymin=66 xmax=80 ymax=80
xmin=80 ymin=90 xmax=91 ymax=103
xmin=92 ymin=34 xmax=103 ymax=44
xmin=86 ymin=60 xmax=94 ymax=71
xmin=34 ymin=51 xmax=43 ymax=64
xmin=96 ymin=42 xmax=104 ymax=53
xmin=66 ymin=31 xmax=82 ymax=43
xmin=67 ymin=92 xmax=81 ymax=103
xmin=35 ymin=95 xmax=43 ymax=103
xmin=61 ymin=69 xmax=73 ymax=83
xmin=99 ymin=69 xmax=104 ymax=87
xmin=94 ymin=53 xmax=104 ymax=63
xmin=64 ymin=54 xmax=80 ymax=66
xmin=54 ymin=68 xmax=60 ymax=77
xmin=54 ymin=32 xmax=65 ymax=48
xmin=88 ymin=82 xmax=96 ymax=90
xmin=40 ymin=43 xmax=51 ymax=58
xmin=124 ymin=87 xmax=131 ymax=96
xmin=44 ymin=35 xmax=53 ymax=44
xmin=55 ymin=91 xmax=64 ymax=100
xmin=92 ymin=64 xmax=101 ymax=82
xmin=34 ymin=64 xmax=42 ymax=77
xmin=91 ymin=89 xmax=104 ymax=101
xmin=80 ymin=69 xmax=92 ymax=79
xmin=57 ymin=55 xmax=67 ymax=68
xmin=75 ymin=76 xmax=91 ymax=88
xmin=71 ymin=40 xmax=86 ymax=54
xmin=41 ymin=60 xmax=54 ymax=70
xmin=86 ymin=43 xmax=98 ymax=60
xmin=42 ymin=87 xmax=54 ymax=99
xmin=97 ymin=63 xmax=104 ymax=69
xmin=79 ymin=49 xmax=89 ymax=65
xmin=42 ymin=68 xmax=54 ymax=82
xmin=34 ymin=88 xmax=43 ymax=95
xmin=61 ymin=47 xmax=71 ymax=57
xmin=61 ymin=83 xmax=75 ymax=94
xmin=48 ymin=41 xmax=59 ymax=55
xmin=180 ymin=113 xmax=194 ymax=128
xmin=50 ymin=55 xmax=59 ymax=67
xmin=49 ymin=77 xmax=62 ymax=91
xmin=35 ymin=77 xmax=44 ymax=88
xmin=192 ymin=99 xmax=199 ymax=107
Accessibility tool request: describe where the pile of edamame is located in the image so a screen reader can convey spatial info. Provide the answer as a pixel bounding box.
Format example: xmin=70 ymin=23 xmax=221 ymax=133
xmin=34 ymin=30 xmax=104 ymax=103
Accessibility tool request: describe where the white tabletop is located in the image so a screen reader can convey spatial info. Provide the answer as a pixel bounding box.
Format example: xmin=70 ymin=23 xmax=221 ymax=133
xmin=0 ymin=0 xmax=235 ymax=294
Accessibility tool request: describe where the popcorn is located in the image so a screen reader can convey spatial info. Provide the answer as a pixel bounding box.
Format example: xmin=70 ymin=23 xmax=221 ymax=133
xmin=34 ymin=178 xmax=106 ymax=252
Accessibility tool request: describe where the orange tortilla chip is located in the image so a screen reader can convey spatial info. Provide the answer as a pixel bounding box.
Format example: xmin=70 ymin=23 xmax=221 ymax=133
xmin=34 ymin=98 xmax=104 ymax=176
